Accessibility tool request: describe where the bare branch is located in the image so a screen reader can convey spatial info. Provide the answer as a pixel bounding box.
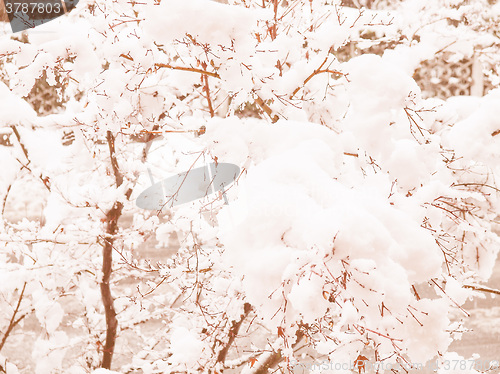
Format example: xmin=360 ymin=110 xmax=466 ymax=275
xmin=0 ymin=282 xmax=27 ymax=353
xmin=10 ymin=126 xmax=51 ymax=191
xmin=344 ymin=152 xmax=358 ymax=157
xmin=154 ymin=62 xmax=281 ymax=123
xmin=100 ymin=131 xmax=131 ymax=369
xmin=154 ymin=63 xmax=220 ymax=79
xmin=464 ymin=284 xmax=500 ymax=296
xmin=452 ymin=182 xmax=500 ymax=193
xmin=431 ymin=279 xmax=470 ymax=317
xmin=251 ymin=330 xmax=304 ymax=374
xmin=254 ymin=95 xmax=279 ymax=123
xmin=290 ymin=57 xmax=343 ymax=99
xmin=202 ymin=74 xmax=215 ymax=118
xmin=1 ymin=184 xmax=12 ymax=216
xmin=217 ymin=303 xmax=252 ymax=364
xmin=100 ymin=202 xmax=122 ymax=369
xmin=106 ymin=130 xmax=123 ymax=188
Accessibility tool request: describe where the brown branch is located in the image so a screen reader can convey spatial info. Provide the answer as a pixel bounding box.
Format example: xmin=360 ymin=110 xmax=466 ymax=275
xmin=290 ymin=57 xmax=343 ymax=99
xmin=452 ymin=182 xmax=500 ymax=192
xmin=412 ymin=285 xmax=421 ymax=301
xmin=270 ymin=0 xmax=278 ymax=40
xmin=217 ymin=303 xmax=252 ymax=364
xmin=254 ymin=95 xmax=279 ymax=123
xmin=10 ymin=126 xmax=29 ymax=160
xmin=464 ymin=284 xmax=500 ymax=296
xmin=100 ymin=201 xmax=122 ymax=369
xmin=140 ymin=125 xmax=161 ymax=162
xmin=10 ymin=126 xmax=51 ymax=192
xmin=358 ymin=325 xmax=403 ymax=342
xmin=404 ymin=107 xmax=426 ymax=138
xmin=0 ymin=283 xmax=27 ymax=353
xmin=154 ymin=63 xmax=220 ymax=79
xmin=0 ymin=0 xmax=8 ymax=22
xmin=202 ymin=74 xmax=215 ymax=118
xmin=155 ymin=62 xmax=282 ymax=123
xmin=435 ymin=40 xmax=457 ymax=55
xmin=59 ymin=0 xmax=68 ymax=13
xmin=1 ymin=184 xmax=11 ymax=216
xmin=106 ymin=131 xmax=123 ymax=188
xmin=431 ymin=279 xmax=470 ymax=317
xmin=251 ymin=330 xmax=304 ymax=374
xmin=100 ymin=131 xmax=129 ymax=370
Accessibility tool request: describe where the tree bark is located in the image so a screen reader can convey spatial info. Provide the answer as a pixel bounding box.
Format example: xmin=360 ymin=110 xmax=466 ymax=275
xmin=100 ymin=201 xmax=123 ymax=369
xmin=252 ymin=330 xmax=304 ymax=374
xmin=0 ymin=0 xmax=8 ymax=23
xmin=100 ymin=131 xmax=129 ymax=369
xmin=216 ymin=303 xmax=252 ymax=364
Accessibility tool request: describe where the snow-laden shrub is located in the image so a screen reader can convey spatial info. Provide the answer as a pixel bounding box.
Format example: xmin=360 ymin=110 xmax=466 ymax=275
xmin=0 ymin=0 xmax=499 ymax=373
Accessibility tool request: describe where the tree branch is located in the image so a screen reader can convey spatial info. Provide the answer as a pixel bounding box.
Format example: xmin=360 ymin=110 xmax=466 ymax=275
xmin=100 ymin=201 xmax=122 ymax=369
xmin=464 ymin=284 xmax=500 ymax=296
xmin=217 ymin=303 xmax=252 ymax=364
xmin=153 ymin=62 xmax=281 ymax=123
xmin=1 ymin=184 xmax=12 ymax=216
xmin=251 ymin=330 xmax=304 ymax=374
xmin=106 ymin=130 xmax=123 ymax=188
xmin=154 ymin=63 xmax=220 ymax=79
xmin=10 ymin=125 xmax=51 ymax=191
xmin=0 ymin=282 xmax=27 ymax=353
xmin=254 ymin=95 xmax=279 ymax=123
xmin=0 ymin=0 xmax=8 ymax=22
xmin=202 ymin=74 xmax=215 ymax=118
xmin=290 ymin=57 xmax=343 ymax=99
xmin=100 ymin=130 xmax=129 ymax=369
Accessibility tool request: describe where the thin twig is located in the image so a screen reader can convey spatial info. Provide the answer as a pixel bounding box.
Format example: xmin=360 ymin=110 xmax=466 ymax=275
xmin=1 ymin=184 xmax=11 ymax=216
xmin=464 ymin=284 xmax=500 ymax=296
xmin=452 ymin=183 xmax=500 ymax=192
xmin=155 ymin=62 xmax=281 ymax=122
xmin=154 ymin=63 xmax=220 ymax=79
xmin=9 ymin=126 xmax=29 ymax=161
xmin=10 ymin=126 xmax=51 ymax=191
xmin=290 ymin=57 xmax=342 ymax=99
xmin=431 ymin=279 xmax=470 ymax=317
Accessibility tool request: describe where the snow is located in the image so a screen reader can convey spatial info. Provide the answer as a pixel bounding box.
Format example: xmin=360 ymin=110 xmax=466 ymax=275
xmin=444 ymin=89 xmax=500 ymax=165
xmin=143 ymin=0 xmax=260 ymax=49
xmin=168 ymin=326 xmax=206 ymax=365
xmin=32 ymin=331 xmax=69 ymax=374
xmin=0 ymin=81 xmax=37 ymax=125
xmin=1 ymin=0 xmax=500 ymax=372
